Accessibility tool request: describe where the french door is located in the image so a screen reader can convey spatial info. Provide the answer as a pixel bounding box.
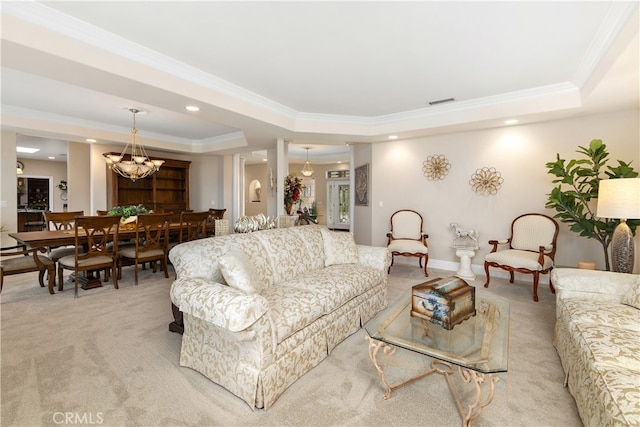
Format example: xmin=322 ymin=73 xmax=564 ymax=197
xmin=326 ymin=180 xmax=350 ymax=230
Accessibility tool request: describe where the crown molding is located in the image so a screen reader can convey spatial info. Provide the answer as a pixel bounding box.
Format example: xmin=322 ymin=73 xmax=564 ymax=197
xmin=571 ymin=2 xmax=638 ymax=89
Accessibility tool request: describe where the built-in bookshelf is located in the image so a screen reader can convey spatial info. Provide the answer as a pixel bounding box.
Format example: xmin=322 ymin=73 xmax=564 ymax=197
xmin=107 ymin=155 xmax=191 ymax=214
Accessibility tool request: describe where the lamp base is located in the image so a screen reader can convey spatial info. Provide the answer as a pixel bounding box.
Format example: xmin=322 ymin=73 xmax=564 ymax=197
xmin=611 ymin=220 xmax=634 ymax=274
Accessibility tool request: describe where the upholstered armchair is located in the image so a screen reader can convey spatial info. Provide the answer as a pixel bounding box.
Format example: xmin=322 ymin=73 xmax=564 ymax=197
xmin=386 ymin=209 xmax=429 ymax=276
xmin=484 ymin=213 xmax=559 ymax=301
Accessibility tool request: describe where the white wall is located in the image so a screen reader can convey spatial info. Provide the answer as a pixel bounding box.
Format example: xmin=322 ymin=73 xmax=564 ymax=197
xmin=370 ymin=109 xmax=640 ymax=274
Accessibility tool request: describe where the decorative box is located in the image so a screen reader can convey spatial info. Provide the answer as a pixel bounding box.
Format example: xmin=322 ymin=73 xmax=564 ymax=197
xmin=411 ymin=276 xmax=476 ymax=330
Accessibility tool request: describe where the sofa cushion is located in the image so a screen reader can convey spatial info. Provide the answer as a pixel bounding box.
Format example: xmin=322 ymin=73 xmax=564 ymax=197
xmin=560 ymin=299 xmax=640 ymax=369
xmin=261 ymin=285 xmax=326 ymax=343
xmin=281 ymin=264 xmax=381 ymax=314
xmin=320 ymin=228 xmax=358 ymax=266
xmin=622 ymin=278 xmax=640 ymax=310
xmin=219 ymin=248 xmax=262 ymax=294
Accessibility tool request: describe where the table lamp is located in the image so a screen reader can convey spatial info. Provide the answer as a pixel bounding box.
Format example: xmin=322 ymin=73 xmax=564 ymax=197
xmin=596 ymin=178 xmax=640 ymax=273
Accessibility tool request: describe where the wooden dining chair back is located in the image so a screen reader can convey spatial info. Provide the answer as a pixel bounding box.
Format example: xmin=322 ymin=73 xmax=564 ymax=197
xmin=57 ymin=215 xmax=121 ymax=298
xmin=1 ymin=244 xmax=55 ymax=294
xmin=118 ymin=213 xmax=172 ymax=286
xmin=206 ymin=208 xmax=227 ymax=236
xmin=179 ymin=211 xmax=210 ymax=242
xmin=44 ymin=211 xmax=84 ymax=231
xmin=43 ymin=211 xmax=85 ymax=263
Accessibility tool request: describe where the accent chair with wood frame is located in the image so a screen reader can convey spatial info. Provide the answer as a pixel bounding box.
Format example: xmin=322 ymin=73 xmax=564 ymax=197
xmin=57 ymin=215 xmax=121 ymax=298
xmin=483 ymin=213 xmax=559 ymax=302
xmin=1 ymin=244 xmax=55 ymax=294
xmin=386 ymin=209 xmax=429 ymax=276
xmin=118 ymin=213 xmax=172 ymax=286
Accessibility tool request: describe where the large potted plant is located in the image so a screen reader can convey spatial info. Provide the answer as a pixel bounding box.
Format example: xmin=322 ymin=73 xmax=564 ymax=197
xmin=545 ymin=139 xmax=639 ymax=270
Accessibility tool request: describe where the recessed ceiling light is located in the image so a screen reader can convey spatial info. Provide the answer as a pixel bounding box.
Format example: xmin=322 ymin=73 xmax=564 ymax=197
xmin=262 ymin=158 xmax=267 ymax=162
xmin=86 ymin=138 xmax=97 ymax=143
xmin=504 ymin=119 xmax=519 ymax=125
xmin=186 ymin=105 xmax=200 ymax=112
xmin=16 ymin=146 xmax=39 ymax=153
xmin=48 ymin=156 xmax=55 ymax=159
xmin=388 ymin=135 xmax=398 ymax=140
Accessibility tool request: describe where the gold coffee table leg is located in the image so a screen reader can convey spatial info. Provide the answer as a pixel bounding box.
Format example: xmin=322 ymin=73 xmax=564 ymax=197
xmin=366 ymin=336 xmax=437 ymax=399
xmin=366 ymin=337 xmax=499 ymax=427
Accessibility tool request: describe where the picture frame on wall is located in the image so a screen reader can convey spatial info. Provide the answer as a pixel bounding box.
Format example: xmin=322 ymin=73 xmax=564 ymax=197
xmin=355 ymin=163 xmax=369 ymax=206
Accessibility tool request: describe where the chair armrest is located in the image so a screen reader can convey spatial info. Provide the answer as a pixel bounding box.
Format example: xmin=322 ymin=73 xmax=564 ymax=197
xmin=170 ymin=278 xmax=269 ymax=332
xmin=487 ymin=239 xmax=509 ymax=252
xmin=1 ymin=245 xmax=48 ymax=268
xmin=551 ymin=268 xmax=638 ymax=302
xmin=0 ymin=244 xmax=29 ymax=255
xmin=357 ymin=245 xmax=392 ymax=272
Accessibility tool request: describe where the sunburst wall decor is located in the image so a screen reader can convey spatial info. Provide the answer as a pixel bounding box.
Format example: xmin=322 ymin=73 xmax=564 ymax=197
xmin=469 ymin=167 xmax=504 ymax=195
xmin=422 ymin=155 xmax=451 ymax=181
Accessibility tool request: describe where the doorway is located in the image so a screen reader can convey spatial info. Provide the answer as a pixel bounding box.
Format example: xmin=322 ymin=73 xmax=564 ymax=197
xmin=326 ymin=180 xmax=350 ymax=230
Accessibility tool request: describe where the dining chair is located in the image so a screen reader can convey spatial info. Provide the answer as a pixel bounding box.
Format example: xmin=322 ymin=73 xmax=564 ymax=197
xmin=484 ymin=213 xmax=559 ymax=302
xmin=118 ymin=213 xmax=172 ymax=286
xmin=57 ymin=215 xmax=121 ymax=298
xmin=179 ymin=211 xmax=210 ymax=242
xmin=23 ymin=210 xmax=47 ymax=231
xmin=43 ymin=211 xmax=85 ymax=265
xmin=206 ymin=208 xmax=227 ymax=236
xmin=1 ymin=244 xmax=56 ymax=294
xmin=386 ymin=209 xmax=429 ymax=276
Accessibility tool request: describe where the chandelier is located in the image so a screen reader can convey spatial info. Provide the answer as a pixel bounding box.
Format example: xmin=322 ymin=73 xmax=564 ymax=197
xmin=301 ymin=147 xmax=314 ymax=177
xmin=103 ymin=108 xmax=164 ymax=182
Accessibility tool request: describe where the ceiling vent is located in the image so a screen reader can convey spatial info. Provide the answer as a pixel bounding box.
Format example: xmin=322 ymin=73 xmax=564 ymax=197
xmin=428 ymin=97 xmax=456 ymax=106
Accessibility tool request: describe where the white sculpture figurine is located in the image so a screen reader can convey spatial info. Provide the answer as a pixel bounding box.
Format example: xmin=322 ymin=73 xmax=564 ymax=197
xmin=449 ymin=223 xmax=480 ymax=280
xmin=449 ymin=223 xmax=480 ymax=249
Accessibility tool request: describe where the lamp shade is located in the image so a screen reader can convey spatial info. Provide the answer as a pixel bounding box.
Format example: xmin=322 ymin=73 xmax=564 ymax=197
xmin=596 ymin=178 xmax=640 ymax=219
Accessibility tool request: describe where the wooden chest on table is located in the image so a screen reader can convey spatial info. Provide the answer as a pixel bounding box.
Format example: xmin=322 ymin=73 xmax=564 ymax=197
xmin=411 ymin=276 xmax=476 ymax=330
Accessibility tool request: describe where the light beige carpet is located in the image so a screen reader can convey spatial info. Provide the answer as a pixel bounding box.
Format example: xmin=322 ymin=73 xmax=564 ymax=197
xmin=1 ymin=262 xmax=581 ymax=426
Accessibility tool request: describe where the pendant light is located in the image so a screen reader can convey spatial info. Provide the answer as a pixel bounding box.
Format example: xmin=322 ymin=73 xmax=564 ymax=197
xmin=301 ymin=147 xmax=313 ymax=177
xmin=103 ymin=108 xmax=164 ymax=182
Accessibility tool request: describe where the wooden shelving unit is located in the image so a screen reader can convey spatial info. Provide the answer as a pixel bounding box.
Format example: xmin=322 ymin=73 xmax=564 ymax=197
xmin=107 ymin=155 xmax=191 ymax=215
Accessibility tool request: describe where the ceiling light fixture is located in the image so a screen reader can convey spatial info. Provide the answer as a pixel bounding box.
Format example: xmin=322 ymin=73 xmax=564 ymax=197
xmin=504 ymin=119 xmax=519 ymax=125
xmin=186 ymin=105 xmax=200 ymax=112
xmin=16 ymin=146 xmax=39 ymax=154
xmin=103 ymin=108 xmax=164 ymax=182
xmin=86 ymin=138 xmax=97 ymax=143
xmin=301 ymin=147 xmax=314 ymax=177
xmin=388 ymin=135 xmax=398 ymax=140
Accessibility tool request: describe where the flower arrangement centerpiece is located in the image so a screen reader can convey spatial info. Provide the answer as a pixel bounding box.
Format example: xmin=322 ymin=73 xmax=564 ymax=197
xmin=108 ymin=204 xmax=151 ymax=228
xmin=284 ymin=174 xmax=302 ymax=215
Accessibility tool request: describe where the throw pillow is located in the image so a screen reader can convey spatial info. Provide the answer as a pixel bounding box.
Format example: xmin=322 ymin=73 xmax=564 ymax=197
xmin=219 ymin=248 xmax=262 ymax=294
xmin=622 ymin=278 xmax=640 ymax=310
xmin=320 ymin=228 xmax=358 ymax=267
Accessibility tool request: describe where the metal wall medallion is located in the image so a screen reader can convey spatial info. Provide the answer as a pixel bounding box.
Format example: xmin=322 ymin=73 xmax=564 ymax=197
xmin=423 ymin=155 xmax=451 ymax=181
xmin=469 ymin=167 xmax=504 ymax=195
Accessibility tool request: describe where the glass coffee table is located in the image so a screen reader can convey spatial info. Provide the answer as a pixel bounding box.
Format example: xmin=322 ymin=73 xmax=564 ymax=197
xmin=364 ymin=292 xmax=509 ymax=427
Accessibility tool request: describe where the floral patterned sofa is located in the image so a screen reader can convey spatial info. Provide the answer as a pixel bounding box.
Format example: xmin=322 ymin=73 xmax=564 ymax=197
xmin=551 ymin=268 xmax=640 ymax=426
xmin=169 ymin=225 xmax=391 ymax=409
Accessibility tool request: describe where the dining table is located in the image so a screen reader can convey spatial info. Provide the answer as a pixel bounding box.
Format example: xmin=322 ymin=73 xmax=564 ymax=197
xmin=8 ymin=222 xmax=214 ymax=290
xmin=8 ymin=222 xmax=214 ymax=248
